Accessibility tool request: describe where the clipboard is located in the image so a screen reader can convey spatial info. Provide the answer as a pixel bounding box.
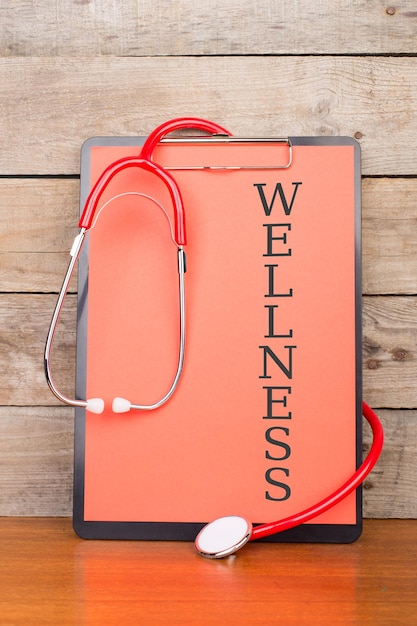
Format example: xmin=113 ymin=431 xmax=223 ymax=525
xmin=73 ymin=134 xmax=362 ymax=543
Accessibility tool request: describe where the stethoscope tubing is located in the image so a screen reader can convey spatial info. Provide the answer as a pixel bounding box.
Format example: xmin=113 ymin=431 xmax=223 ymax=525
xmin=194 ymin=401 xmax=383 ymax=557
xmin=250 ymin=401 xmax=383 ymax=540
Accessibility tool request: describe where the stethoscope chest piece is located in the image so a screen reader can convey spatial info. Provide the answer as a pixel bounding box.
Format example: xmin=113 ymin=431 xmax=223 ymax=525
xmin=195 ymin=516 xmax=252 ymax=559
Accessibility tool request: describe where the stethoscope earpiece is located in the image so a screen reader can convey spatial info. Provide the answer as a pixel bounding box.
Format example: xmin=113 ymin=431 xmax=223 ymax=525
xmin=112 ymin=397 xmax=132 ymax=413
xmin=85 ymin=398 xmax=105 ymax=414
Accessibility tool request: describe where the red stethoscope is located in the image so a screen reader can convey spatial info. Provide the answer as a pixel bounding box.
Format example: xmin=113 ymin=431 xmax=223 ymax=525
xmin=44 ymin=117 xmax=384 ymax=558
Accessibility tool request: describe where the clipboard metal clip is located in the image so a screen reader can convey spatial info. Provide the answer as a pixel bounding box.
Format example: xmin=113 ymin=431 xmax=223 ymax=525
xmin=159 ymin=136 xmax=293 ymax=171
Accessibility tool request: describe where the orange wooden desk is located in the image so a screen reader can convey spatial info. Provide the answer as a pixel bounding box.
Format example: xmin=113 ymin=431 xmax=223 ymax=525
xmin=0 ymin=518 xmax=416 ymax=625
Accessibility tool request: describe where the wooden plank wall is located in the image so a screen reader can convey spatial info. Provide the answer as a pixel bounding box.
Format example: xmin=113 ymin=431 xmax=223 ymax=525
xmin=0 ymin=1 xmax=416 ymax=519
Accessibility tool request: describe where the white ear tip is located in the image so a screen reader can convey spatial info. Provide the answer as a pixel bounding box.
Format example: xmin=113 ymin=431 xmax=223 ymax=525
xmin=86 ymin=398 xmax=105 ymax=414
xmin=112 ymin=397 xmax=131 ymax=413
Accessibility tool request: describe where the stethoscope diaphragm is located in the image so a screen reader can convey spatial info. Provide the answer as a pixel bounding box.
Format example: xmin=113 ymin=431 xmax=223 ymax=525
xmin=195 ymin=516 xmax=252 ymax=558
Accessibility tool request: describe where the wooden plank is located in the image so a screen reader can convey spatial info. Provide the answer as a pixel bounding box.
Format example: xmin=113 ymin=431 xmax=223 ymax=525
xmin=362 ymin=409 xmax=417 ymax=519
xmin=0 ymin=407 xmax=414 ymax=518
xmin=0 ymin=294 xmax=77 ymax=407
xmin=2 ymin=177 xmax=416 ymax=295
xmin=0 ymin=57 xmax=416 ymax=175
xmin=362 ymin=178 xmax=417 ymax=296
xmin=363 ymin=297 xmax=417 ymax=408
xmin=0 ymin=179 xmax=78 ymax=252
xmin=1 ymin=294 xmax=415 ymax=408
xmin=0 ymin=251 xmax=73 ymax=293
xmin=1 ymin=1 xmax=416 ymax=56
xmin=0 ymin=179 xmax=79 ymax=292
xmin=0 ymin=407 xmax=73 ymax=516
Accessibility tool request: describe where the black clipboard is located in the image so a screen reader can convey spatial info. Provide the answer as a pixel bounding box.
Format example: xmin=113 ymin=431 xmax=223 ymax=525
xmin=73 ymin=135 xmax=362 ymax=543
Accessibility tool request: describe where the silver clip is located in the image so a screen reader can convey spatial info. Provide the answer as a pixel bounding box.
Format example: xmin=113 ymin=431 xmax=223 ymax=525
xmin=158 ymin=136 xmax=293 ymax=170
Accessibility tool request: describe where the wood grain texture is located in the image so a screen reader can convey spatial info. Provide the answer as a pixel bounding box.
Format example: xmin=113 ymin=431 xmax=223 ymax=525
xmin=1 ymin=1 xmax=417 ymax=56
xmin=0 ymin=407 xmax=414 ymax=518
xmin=362 ymin=178 xmax=417 ymax=296
xmin=2 ymin=177 xmax=416 ymax=295
xmin=362 ymin=410 xmax=417 ymax=518
xmin=0 ymin=179 xmax=79 ymax=292
xmin=0 ymin=294 xmax=77 ymax=406
xmin=1 ymin=293 xmax=414 ymax=409
xmin=0 ymin=407 xmax=73 ymax=516
xmin=0 ymin=518 xmax=416 ymax=625
xmin=0 ymin=57 xmax=417 ymax=175
xmin=363 ymin=297 xmax=417 ymax=408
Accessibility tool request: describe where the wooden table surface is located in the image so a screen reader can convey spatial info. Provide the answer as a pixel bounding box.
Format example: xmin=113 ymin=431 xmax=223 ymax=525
xmin=0 ymin=518 xmax=415 ymax=625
